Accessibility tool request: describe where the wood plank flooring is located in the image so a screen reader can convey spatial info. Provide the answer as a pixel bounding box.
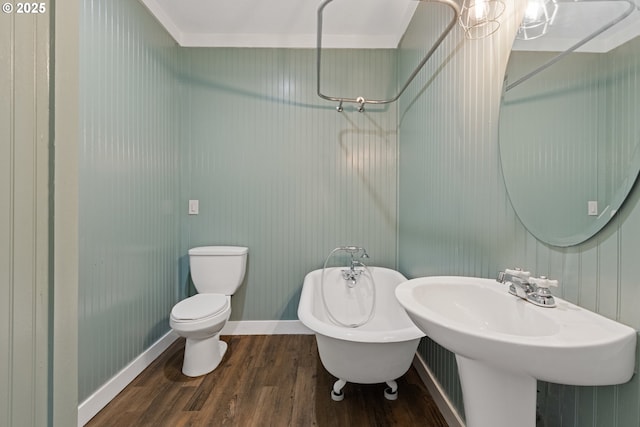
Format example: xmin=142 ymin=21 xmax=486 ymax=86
xmin=86 ymin=335 xmax=449 ymax=427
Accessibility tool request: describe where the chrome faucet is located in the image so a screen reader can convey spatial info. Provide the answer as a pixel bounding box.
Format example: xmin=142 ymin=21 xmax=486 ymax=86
xmin=497 ymin=268 xmax=558 ymax=308
xmin=342 ymin=260 xmax=363 ymax=287
xmin=339 ymin=246 xmax=369 ymax=287
xmin=528 ymin=276 xmax=558 ymax=307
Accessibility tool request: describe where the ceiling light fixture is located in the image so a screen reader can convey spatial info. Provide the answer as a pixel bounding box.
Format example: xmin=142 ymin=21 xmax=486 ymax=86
xmin=517 ymin=0 xmax=558 ymax=40
xmin=459 ymin=0 xmax=505 ymax=39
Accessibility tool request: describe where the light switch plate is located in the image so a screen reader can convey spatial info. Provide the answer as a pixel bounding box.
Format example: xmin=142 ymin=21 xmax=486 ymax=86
xmin=188 ymin=199 xmax=199 ymax=215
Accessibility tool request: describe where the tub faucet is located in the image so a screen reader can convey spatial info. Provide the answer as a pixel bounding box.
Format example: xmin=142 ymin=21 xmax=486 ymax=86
xmin=497 ymin=268 xmax=558 ymax=308
xmin=342 ymin=259 xmax=364 ymax=287
xmin=331 ymin=246 xmax=369 ymax=287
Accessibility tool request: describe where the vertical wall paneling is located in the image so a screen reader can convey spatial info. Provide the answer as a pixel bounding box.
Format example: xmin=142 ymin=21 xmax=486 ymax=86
xmin=397 ymin=0 xmax=640 ymax=426
xmin=181 ymin=48 xmax=399 ymax=321
xmin=0 ymin=4 xmax=50 ymax=426
xmin=78 ymin=0 xmax=181 ymax=402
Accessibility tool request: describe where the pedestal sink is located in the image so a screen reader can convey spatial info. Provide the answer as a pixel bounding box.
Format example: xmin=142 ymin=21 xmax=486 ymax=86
xmin=395 ymin=276 xmax=637 ymax=427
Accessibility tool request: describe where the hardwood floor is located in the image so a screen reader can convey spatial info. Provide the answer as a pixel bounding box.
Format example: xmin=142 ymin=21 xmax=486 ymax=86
xmin=86 ymin=335 xmax=449 ymax=427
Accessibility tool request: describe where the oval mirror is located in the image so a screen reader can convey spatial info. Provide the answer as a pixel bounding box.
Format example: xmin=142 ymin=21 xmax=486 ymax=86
xmin=499 ymin=0 xmax=640 ymax=246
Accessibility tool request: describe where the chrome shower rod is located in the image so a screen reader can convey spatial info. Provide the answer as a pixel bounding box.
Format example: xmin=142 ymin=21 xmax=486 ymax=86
xmin=316 ymin=0 xmax=461 ymax=109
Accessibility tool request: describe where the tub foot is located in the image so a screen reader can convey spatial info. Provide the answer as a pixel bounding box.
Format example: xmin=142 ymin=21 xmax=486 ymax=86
xmin=331 ymin=379 xmax=347 ymax=401
xmin=384 ymin=380 xmax=398 ymax=401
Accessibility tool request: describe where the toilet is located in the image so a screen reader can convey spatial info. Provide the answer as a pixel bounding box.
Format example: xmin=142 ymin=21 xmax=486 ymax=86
xmin=170 ymin=246 xmax=248 ymax=377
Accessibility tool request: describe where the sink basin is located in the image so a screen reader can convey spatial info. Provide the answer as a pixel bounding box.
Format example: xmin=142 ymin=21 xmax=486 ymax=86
xmin=395 ymin=276 xmax=637 ymax=427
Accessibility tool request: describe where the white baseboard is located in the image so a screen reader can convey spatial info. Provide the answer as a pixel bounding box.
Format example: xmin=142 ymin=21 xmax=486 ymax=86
xmin=77 ymin=330 xmax=179 ymax=426
xmin=222 ymin=320 xmax=313 ymax=335
xmin=413 ymin=353 xmax=466 ymax=427
xmin=77 ymin=321 xmax=312 ymax=425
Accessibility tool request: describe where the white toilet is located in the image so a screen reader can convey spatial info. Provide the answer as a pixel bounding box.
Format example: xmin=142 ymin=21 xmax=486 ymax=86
xmin=170 ymin=246 xmax=248 ymax=377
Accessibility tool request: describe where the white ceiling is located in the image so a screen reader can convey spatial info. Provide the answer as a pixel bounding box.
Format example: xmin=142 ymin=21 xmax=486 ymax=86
xmin=139 ymin=0 xmax=419 ymax=48
xmin=140 ymin=0 xmax=640 ymax=51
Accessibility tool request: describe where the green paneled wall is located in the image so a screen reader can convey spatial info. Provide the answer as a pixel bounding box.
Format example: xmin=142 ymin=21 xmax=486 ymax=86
xmin=398 ymin=2 xmax=640 ymax=426
xmin=78 ymin=1 xmax=399 ymax=403
xmin=78 ymin=0 xmax=181 ymax=402
xmin=180 ymin=48 xmax=399 ymax=320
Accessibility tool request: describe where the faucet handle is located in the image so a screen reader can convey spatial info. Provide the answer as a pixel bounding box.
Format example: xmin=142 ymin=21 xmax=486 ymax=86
xmin=505 ymin=268 xmax=531 ymax=280
xmin=530 ymin=276 xmax=559 ymax=289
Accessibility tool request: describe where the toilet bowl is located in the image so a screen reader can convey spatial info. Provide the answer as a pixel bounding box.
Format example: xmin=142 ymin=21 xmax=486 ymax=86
xmin=170 ymin=294 xmax=230 ymax=376
xmin=170 ymin=246 xmax=248 ymax=377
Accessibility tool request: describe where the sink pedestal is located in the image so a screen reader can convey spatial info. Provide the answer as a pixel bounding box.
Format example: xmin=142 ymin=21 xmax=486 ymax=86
xmin=456 ymin=355 xmax=536 ymax=427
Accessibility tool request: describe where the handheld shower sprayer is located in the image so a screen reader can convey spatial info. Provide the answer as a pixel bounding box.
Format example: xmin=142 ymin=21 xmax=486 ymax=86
xmin=340 ymin=246 xmax=368 ymax=259
xmin=320 ymin=244 xmax=377 ymax=328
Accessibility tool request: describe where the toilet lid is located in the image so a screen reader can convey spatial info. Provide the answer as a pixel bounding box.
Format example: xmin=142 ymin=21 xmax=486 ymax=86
xmin=171 ymin=294 xmax=229 ymax=320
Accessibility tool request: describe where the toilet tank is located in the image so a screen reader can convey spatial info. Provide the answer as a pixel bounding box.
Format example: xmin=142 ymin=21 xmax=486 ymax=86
xmin=188 ymin=246 xmax=248 ymax=295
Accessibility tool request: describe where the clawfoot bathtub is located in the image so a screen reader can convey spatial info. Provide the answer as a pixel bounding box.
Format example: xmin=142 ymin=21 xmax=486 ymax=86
xmin=298 ymin=266 xmax=424 ymax=400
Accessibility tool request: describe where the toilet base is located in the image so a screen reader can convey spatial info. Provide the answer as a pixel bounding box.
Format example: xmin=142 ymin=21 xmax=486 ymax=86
xmin=182 ymin=333 xmax=228 ymax=377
